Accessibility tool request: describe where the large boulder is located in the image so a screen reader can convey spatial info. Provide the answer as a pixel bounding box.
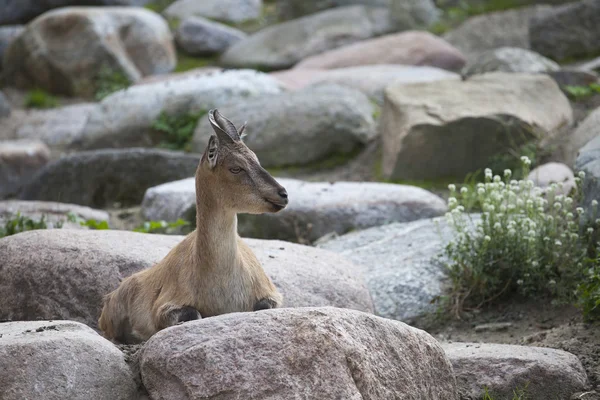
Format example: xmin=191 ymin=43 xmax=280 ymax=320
xmin=0 ymin=0 xmax=151 ymax=25
xmin=575 ymin=134 xmax=600 ymax=217
xmin=0 ymin=200 xmax=110 ymax=229
xmin=527 ymin=162 xmax=575 ymax=195
xmin=294 ymin=31 xmax=465 ymax=71
xmin=381 ymin=72 xmax=573 ymax=180
xmin=0 ymin=25 xmax=24 ymax=69
xmin=141 ymin=177 xmax=447 ymax=243
xmin=271 ymin=65 xmax=460 ymax=103
xmin=0 ymin=104 xmax=98 ymax=154
xmin=443 ymin=5 xmax=554 ymax=58
xmin=220 ymin=6 xmax=394 ymax=70
xmin=0 ymin=230 xmax=374 ymax=330
xmin=2 ymin=7 xmax=175 ymax=97
xmin=530 ymin=0 xmax=600 ymax=62
xmin=0 ymin=139 xmax=50 ymax=198
xmin=0 ymin=320 xmax=138 ymax=400
xmin=443 ymin=342 xmax=588 ymax=400
xmin=19 ymin=148 xmax=201 ymax=208
xmin=80 ymin=70 xmax=284 ymax=151
xmin=462 ymin=47 xmax=560 ymax=78
xmin=164 ymin=0 xmax=263 ymax=23
xmin=318 ymin=217 xmax=462 ymax=322
xmin=175 ymin=16 xmax=246 ymax=56
xmin=192 ymin=84 xmax=376 ymax=167
xmin=140 ymin=307 xmax=458 ymax=400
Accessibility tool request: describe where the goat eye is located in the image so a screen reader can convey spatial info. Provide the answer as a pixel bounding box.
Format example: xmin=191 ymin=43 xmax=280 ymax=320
xmin=230 ymin=167 xmax=242 ymax=174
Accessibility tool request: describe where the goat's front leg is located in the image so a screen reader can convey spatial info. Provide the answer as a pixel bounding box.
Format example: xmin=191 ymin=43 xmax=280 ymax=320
xmin=253 ymin=297 xmax=279 ymax=311
xmin=155 ymin=303 xmax=202 ymax=330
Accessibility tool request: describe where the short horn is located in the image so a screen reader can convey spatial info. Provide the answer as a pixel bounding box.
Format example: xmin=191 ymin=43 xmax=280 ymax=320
xmin=208 ymin=109 xmax=239 ymax=142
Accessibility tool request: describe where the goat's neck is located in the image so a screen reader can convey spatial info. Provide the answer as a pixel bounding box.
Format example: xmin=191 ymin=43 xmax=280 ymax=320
xmin=194 ymin=184 xmax=238 ymax=269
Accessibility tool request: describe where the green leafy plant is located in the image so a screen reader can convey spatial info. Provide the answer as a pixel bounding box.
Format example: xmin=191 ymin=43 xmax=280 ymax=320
xmin=134 ymin=219 xmax=191 ymax=235
xmin=94 ymin=66 xmax=131 ymax=101
xmin=24 ymin=89 xmax=60 ymax=109
xmin=577 ymin=255 xmax=600 ymax=321
xmin=66 ymin=212 xmax=110 ymax=230
xmin=152 ymin=110 xmax=205 ymax=151
xmin=0 ymin=212 xmax=61 ymax=238
xmin=563 ymin=83 xmax=600 ymax=100
xmin=436 ymin=156 xmax=599 ymax=318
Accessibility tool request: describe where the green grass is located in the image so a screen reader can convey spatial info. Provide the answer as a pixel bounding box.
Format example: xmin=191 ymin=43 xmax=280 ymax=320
xmin=134 ymin=219 xmax=191 ymax=235
xmin=23 ymin=89 xmax=60 ymax=109
xmin=143 ymin=0 xmax=176 ymax=13
xmin=0 ymin=213 xmax=60 ymax=238
xmin=151 ymin=110 xmax=207 ymax=151
xmin=483 ymin=383 xmax=529 ymax=399
xmin=94 ymin=65 xmax=131 ymax=101
xmin=563 ymin=83 xmax=600 ymax=101
xmin=174 ymin=50 xmax=218 ymax=73
xmin=266 ymin=146 xmax=364 ymax=176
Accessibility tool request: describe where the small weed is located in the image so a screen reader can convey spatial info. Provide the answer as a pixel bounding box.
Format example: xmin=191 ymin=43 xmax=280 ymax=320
xmin=563 ymin=83 xmax=600 ymax=101
xmin=174 ymin=50 xmax=218 ymax=73
xmin=482 ymin=382 xmax=530 ymax=399
xmin=94 ymin=65 xmax=131 ymax=101
xmin=24 ymin=89 xmax=60 ymax=109
xmin=437 ymin=156 xmax=600 ymax=318
xmin=143 ymin=0 xmax=176 ymax=13
xmin=0 ymin=213 xmax=61 ymax=238
xmin=152 ymin=110 xmax=206 ymax=151
xmin=134 ymin=219 xmax=191 ymax=235
xmin=66 ymin=213 xmax=110 ymax=230
xmin=577 ymin=253 xmax=600 ymax=321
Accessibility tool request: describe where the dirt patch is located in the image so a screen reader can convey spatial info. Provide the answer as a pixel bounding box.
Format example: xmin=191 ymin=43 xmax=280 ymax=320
xmin=416 ymin=298 xmax=600 ymax=392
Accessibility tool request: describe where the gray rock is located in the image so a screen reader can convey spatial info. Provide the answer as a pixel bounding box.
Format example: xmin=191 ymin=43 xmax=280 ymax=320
xmin=271 ymin=65 xmax=460 ymax=104
xmin=443 ymin=5 xmax=555 ymax=58
xmin=277 ymin=0 xmax=440 ymax=29
xmin=0 ymin=25 xmax=23 ymax=70
xmin=81 ymin=70 xmax=284 ymax=151
xmin=164 ymin=0 xmax=262 ymax=23
xmin=294 ymin=30 xmax=466 ymax=72
xmin=473 ymin=322 xmax=513 ymax=332
xmin=175 ymin=16 xmax=246 ymax=56
xmin=381 ymin=72 xmax=573 ymax=180
xmin=19 ymin=148 xmax=201 ymax=208
xmin=527 ymin=162 xmax=575 ymax=195
xmin=0 ymin=230 xmax=374 ymax=329
xmin=0 ymin=104 xmax=98 ymax=154
xmin=192 ymin=84 xmax=376 ymax=167
xmin=443 ymin=342 xmax=588 ymax=400
xmin=548 ymin=68 xmax=599 ymax=88
xmin=0 ymin=320 xmax=137 ymax=400
xmin=0 ymin=139 xmax=50 ymax=199
xmin=141 ymin=177 xmax=447 ymax=243
xmin=462 ymin=47 xmax=560 ymax=77
xmin=220 ymin=5 xmax=394 ymax=70
xmin=0 ymin=200 xmax=109 ymax=230
xmin=0 ymin=90 xmax=10 ymax=117
xmin=0 ymin=0 xmax=152 ymax=25
xmin=3 ymin=7 xmax=175 ymax=97
xmin=575 ymin=134 xmax=600 ymax=217
xmin=319 ymin=217 xmax=470 ymax=322
xmin=530 ymin=0 xmax=600 ymax=62
xmin=140 ymin=307 xmax=458 ymax=400
xmin=572 ymin=106 xmax=600 ymax=173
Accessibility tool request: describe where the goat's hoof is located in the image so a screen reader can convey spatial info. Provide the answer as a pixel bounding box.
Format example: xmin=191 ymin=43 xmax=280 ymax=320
xmin=253 ymin=298 xmax=277 ymax=311
xmin=176 ymin=306 xmax=202 ymax=323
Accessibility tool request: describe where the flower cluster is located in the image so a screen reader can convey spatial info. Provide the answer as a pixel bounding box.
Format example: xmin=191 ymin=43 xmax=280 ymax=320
xmin=437 ymin=157 xmax=599 ymax=316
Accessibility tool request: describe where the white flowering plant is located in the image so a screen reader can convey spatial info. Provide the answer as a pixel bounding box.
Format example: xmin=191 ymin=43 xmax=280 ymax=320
xmin=437 ymin=156 xmax=600 ymax=318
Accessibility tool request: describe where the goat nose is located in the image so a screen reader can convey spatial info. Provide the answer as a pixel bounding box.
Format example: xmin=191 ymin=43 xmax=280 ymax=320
xmin=278 ymin=189 xmax=288 ymax=199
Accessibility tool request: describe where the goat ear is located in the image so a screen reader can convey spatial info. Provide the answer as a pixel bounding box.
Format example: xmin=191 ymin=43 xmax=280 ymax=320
xmin=205 ymin=135 xmax=219 ymax=169
xmin=238 ymin=121 xmax=248 ymax=141
xmin=208 ymin=109 xmax=237 ymax=144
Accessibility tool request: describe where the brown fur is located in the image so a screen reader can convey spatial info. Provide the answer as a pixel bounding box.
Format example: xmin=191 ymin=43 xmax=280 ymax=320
xmin=98 ymin=110 xmax=287 ymax=344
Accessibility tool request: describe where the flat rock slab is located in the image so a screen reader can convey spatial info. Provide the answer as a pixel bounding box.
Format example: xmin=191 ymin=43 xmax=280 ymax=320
xmin=443 ymin=342 xmax=588 ymax=400
xmin=381 ymin=72 xmax=573 ymax=181
xmin=141 ymin=177 xmax=447 ymax=243
xmin=0 ymin=320 xmax=137 ymax=400
xmin=0 ymin=200 xmax=109 ymax=229
xmin=191 ymin=84 xmax=377 ymax=167
xmin=18 ymin=148 xmax=201 ymax=208
xmin=319 ymin=217 xmax=469 ymax=322
xmin=0 ymin=230 xmax=373 ymax=330
xmin=294 ymin=30 xmax=465 ymax=72
xmin=140 ymin=307 xmax=458 ymax=400
xmin=0 ymin=139 xmax=50 ymax=198
xmin=270 ymin=65 xmax=460 ymax=104
xmin=220 ymin=5 xmax=394 ymax=70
